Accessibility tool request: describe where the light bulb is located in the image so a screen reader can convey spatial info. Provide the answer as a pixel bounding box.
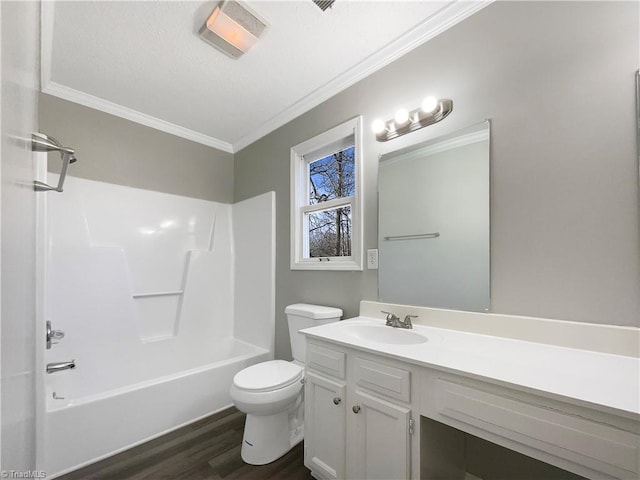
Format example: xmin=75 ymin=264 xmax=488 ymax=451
xmin=371 ymin=119 xmax=386 ymax=134
xmin=421 ymin=96 xmax=438 ymax=113
xmin=395 ymin=108 xmax=410 ymax=125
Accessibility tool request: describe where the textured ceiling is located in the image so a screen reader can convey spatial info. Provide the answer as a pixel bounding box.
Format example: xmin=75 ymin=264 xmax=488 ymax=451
xmin=45 ymin=1 xmax=487 ymax=152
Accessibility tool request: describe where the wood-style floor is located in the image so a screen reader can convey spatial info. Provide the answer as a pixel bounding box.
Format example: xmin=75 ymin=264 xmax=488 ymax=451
xmin=57 ymin=408 xmax=312 ymax=480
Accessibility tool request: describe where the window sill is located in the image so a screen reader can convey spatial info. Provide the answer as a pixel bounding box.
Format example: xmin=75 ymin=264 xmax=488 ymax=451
xmin=290 ymin=258 xmax=363 ymax=271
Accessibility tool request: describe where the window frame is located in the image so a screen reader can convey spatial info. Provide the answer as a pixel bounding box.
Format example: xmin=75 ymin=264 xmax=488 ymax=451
xmin=290 ymin=116 xmax=363 ymax=271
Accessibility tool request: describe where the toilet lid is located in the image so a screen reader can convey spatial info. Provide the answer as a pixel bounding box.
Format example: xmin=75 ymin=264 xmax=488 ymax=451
xmin=233 ymin=360 xmax=303 ymax=392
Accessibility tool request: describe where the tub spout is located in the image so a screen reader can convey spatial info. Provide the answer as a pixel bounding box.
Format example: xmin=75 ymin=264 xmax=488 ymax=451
xmin=47 ymin=360 xmax=75 ymax=374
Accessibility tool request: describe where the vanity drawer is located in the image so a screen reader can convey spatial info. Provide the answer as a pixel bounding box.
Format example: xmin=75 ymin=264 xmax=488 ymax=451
xmin=354 ymin=357 xmax=411 ymax=403
xmin=434 ymin=378 xmax=640 ymax=478
xmin=307 ymin=342 xmax=346 ymax=379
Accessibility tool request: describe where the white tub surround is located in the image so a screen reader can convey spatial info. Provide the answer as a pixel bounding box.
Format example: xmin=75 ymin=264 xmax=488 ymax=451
xmin=301 ymin=302 xmax=639 ymax=480
xmin=38 ymin=175 xmax=275 ymax=477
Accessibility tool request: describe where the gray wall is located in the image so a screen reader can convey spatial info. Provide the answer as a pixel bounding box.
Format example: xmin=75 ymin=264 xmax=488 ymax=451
xmin=1 ymin=0 xmax=40 ymax=471
xmin=234 ymin=1 xmax=640 ymax=360
xmin=39 ymin=94 xmax=234 ymax=203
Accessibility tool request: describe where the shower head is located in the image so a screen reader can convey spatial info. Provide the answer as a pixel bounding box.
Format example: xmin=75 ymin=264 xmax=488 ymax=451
xmin=64 ymin=152 xmax=78 ymax=164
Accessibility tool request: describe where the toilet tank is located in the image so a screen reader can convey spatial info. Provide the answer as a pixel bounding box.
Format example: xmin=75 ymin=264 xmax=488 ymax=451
xmin=285 ymin=303 xmax=342 ymax=363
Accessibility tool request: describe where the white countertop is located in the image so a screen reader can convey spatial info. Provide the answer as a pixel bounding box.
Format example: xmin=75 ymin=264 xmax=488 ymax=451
xmin=301 ymin=316 xmax=640 ymax=417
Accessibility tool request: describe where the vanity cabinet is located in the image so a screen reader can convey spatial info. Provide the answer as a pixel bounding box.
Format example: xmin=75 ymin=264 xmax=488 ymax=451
xmin=421 ymin=371 xmax=640 ymax=480
xmin=304 ymin=340 xmax=418 ymax=480
xmin=348 ymin=389 xmax=411 ymax=479
xmin=304 ymin=370 xmax=346 ymax=480
xmin=303 ymin=316 xmax=639 ymax=480
xmin=305 ymin=358 xmax=640 ymax=480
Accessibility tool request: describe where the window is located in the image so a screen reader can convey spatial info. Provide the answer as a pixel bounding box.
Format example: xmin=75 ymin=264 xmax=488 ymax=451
xmin=290 ymin=116 xmax=363 ymax=270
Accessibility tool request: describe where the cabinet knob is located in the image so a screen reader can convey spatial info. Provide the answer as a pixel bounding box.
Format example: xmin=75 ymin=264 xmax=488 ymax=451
xmin=333 ymin=397 xmax=341 ymax=405
xmin=352 ymin=404 xmax=361 ymax=414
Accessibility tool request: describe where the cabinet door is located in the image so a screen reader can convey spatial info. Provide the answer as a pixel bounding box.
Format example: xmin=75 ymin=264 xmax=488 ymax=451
xmin=348 ymin=389 xmax=411 ymax=480
xmin=304 ymin=371 xmax=346 ymax=480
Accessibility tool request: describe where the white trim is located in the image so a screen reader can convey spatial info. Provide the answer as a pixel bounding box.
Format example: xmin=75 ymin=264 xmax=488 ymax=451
xmin=301 ymin=196 xmax=355 ymax=216
xmin=304 ymin=136 xmax=354 ymax=164
xmin=40 ymin=0 xmax=54 ymax=93
xmin=40 ymin=2 xmax=233 ymax=152
xmin=34 ymin=153 xmax=49 ymax=470
xmin=291 ymin=116 xmax=363 ymax=271
xmin=294 ymin=120 xmax=357 ymax=158
xmin=0 ymin=5 xmax=3 ymax=470
xmin=380 ymin=129 xmax=490 ymax=169
xmin=41 ymin=0 xmax=492 ymax=154
xmin=42 ymin=82 xmax=234 ymax=153
xmin=232 ymin=0 xmax=494 ymax=152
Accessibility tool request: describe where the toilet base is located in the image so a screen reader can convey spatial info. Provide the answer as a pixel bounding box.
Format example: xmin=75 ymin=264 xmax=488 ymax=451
xmin=240 ymin=410 xmax=303 ymax=465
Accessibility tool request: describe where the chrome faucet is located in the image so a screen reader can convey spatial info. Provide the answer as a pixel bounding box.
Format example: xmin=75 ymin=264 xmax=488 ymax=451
xmin=399 ymin=315 xmax=418 ymax=329
xmin=46 ymin=321 xmax=65 ymax=349
xmin=46 ymin=360 xmax=75 ymax=374
xmin=382 ymin=310 xmax=401 ymax=327
xmin=381 ymin=311 xmax=417 ymax=329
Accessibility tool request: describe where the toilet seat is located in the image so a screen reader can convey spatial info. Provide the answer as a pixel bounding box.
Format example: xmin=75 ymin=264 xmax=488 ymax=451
xmin=233 ymin=360 xmax=303 ymax=393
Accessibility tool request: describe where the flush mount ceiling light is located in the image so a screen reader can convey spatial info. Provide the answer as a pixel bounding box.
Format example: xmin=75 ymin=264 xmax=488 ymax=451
xmin=199 ymin=1 xmax=267 ymax=59
xmin=372 ymin=96 xmax=453 ymax=142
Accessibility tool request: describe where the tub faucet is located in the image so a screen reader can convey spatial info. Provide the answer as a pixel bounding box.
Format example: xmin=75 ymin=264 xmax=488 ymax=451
xmin=46 ymin=360 xmax=75 ymax=374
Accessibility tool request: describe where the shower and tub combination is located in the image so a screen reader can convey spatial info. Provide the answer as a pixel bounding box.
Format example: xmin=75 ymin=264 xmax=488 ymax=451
xmin=34 ymin=156 xmax=275 ymax=477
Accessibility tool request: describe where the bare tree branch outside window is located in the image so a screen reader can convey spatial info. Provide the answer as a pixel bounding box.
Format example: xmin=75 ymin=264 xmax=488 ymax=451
xmin=307 ymin=146 xmax=355 ymax=257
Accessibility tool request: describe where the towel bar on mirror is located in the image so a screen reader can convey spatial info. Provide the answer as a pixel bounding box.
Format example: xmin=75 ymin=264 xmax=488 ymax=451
xmin=383 ymin=232 xmax=440 ymax=241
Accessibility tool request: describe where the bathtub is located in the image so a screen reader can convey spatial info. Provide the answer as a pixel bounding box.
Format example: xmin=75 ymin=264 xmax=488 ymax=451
xmin=37 ymin=178 xmax=276 ymax=477
xmin=42 ymin=338 xmax=269 ymax=478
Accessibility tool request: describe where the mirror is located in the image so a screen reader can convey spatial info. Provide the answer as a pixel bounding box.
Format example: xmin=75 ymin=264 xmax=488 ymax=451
xmin=378 ymin=121 xmax=490 ymax=311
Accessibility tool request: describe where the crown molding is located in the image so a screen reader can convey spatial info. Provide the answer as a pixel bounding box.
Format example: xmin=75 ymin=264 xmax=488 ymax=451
xmin=41 ymin=0 xmax=492 ymax=155
xmin=40 ymin=2 xmax=233 ymax=153
xmin=232 ymin=0 xmax=494 ymax=152
xmin=41 ymin=82 xmax=235 ymax=153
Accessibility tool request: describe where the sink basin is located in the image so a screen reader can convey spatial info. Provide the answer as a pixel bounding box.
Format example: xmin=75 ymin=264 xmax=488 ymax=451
xmin=340 ymin=324 xmax=428 ymax=345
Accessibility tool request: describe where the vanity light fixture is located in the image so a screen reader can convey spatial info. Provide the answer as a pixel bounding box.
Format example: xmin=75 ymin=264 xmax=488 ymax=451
xmin=372 ymin=96 xmax=453 ymax=142
xmin=394 ymin=108 xmax=410 ymax=125
xmin=199 ymin=1 xmax=267 ymax=59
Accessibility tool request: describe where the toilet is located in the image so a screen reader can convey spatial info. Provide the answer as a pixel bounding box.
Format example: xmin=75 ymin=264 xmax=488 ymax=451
xmin=230 ymin=303 xmax=342 ymax=465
